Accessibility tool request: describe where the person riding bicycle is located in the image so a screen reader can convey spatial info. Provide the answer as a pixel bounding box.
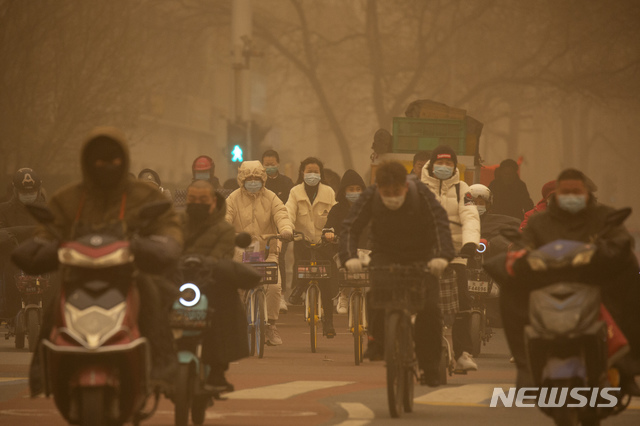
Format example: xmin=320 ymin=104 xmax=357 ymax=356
xmin=138 ymin=168 xmax=173 ymax=201
xmin=285 ymin=157 xmax=337 ymax=337
xmin=225 ymin=160 xmax=293 ymax=346
xmin=12 ymin=127 xmax=183 ymax=395
xmin=0 ymin=168 xmax=46 ymax=319
xmin=340 ymin=161 xmax=455 ymax=386
xmin=421 ymin=145 xmax=481 ymax=372
xmin=323 ymin=169 xmax=369 ymax=314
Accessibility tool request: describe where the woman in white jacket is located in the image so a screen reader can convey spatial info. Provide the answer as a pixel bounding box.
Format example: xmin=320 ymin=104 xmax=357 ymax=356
xmin=421 ymin=145 xmax=481 ymax=372
xmin=226 ymin=161 xmax=293 ymax=346
xmin=285 ymin=157 xmax=337 ymax=337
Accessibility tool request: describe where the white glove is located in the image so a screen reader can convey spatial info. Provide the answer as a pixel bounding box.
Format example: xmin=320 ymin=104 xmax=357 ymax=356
xmin=280 ymin=230 xmax=293 ymax=241
xmin=428 ymin=258 xmax=449 ymax=278
xmin=345 ymin=258 xmax=363 ymax=273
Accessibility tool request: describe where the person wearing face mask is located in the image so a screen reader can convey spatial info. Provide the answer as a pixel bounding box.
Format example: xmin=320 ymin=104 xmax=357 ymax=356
xmin=340 ymin=161 xmax=455 ymax=386
xmin=324 ymin=169 xmax=368 ymax=314
xmin=262 ymin=150 xmax=294 ymax=311
xmin=489 ymin=159 xmax=534 ymax=220
xmin=0 ymin=168 xmax=47 ymax=319
xmin=138 ymin=168 xmax=173 ymax=201
xmin=181 ymin=179 xmax=244 ymax=392
xmin=12 ymin=127 xmax=183 ymax=396
xmin=421 ymin=145 xmax=481 ymax=373
xmin=495 ymin=168 xmax=640 ymax=393
xmin=520 ymin=180 xmax=556 ymax=231
xmin=225 ymin=160 xmax=293 ymax=346
xmin=285 ymin=157 xmax=338 ymax=336
xmin=411 ymin=151 xmax=430 ymax=179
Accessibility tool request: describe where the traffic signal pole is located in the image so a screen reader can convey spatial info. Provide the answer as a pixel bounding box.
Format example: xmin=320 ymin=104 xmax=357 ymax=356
xmin=231 ymin=0 xmax=252 ymax=162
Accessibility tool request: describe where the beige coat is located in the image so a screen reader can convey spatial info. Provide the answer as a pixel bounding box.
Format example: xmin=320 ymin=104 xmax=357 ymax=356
xmin=285 ymin=183 xmax=336 ymax=243
xmin=225 ymin=161 xmax=293 ymax=262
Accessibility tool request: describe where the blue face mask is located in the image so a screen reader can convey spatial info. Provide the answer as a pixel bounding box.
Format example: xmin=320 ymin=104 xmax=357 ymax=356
xmin=433 ymin=164 xmax=454 ymax=180
xmin=194 ymin=171 xmax=210 ymax=181
xmin=556 ymin=194 xmax=587 ymax=214
xmin=304 ymin=173 xmax=321 ymax=187
xmin=265 ymin=166 xmax=278 ymax=177
xmin=244 ymin=180 xmax=263 ymax=193
xmin=345 ymin=192 xmax=361 ymax=203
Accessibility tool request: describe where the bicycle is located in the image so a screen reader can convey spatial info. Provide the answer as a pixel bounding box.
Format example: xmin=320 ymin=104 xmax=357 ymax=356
xmin=369 ymin=264 xmax=435 ymax=418
xmin=292 ymin=230 xmax=335 ymax=353
xmin=338 ymin=268 xmax=370 ymax=365
xmin=242 ymin=234 xmax=284 ymax=358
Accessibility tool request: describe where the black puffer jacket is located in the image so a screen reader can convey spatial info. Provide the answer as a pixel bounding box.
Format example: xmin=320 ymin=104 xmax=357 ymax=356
xmin=325 ymin=170 xmax=369 ymax=249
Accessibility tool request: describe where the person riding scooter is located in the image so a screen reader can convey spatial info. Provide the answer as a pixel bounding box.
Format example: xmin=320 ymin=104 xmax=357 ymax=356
xmin=12 ymin=127 xmax=183 ymax=395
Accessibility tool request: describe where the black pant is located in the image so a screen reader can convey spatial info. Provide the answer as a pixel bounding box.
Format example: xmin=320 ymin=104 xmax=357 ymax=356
xmin=278 ymin=241 xmax=288 ymax=293
xmin=450 ymin=263 xmax=473 ymax=359
xmin=368 ymin=278 xmax=442 ymax=370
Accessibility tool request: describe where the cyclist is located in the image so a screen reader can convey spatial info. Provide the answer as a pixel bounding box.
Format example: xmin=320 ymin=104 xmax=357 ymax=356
xmin=138 ymin=168 xmax=173 ymax=200
xmin=421 ymin=145 xmax=481 ymax=372
xmin=324 ymin=169 xmax=368 ymax=314
xmin=226 ymin=161 xmax=293 ymax=346
xmin=286 ymin=157 xmax=337 ymax=337
xmin=340 ymin=161 xmax=455 ymax=386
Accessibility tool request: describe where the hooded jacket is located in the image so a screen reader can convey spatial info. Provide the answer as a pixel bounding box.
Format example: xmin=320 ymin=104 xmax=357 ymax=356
xmin=225 ymin=161 xmax=293 ymax=262
xmin=421 ymin=161 xmax=480 ymax=264
xmin=286 ymin=180 xmax=336 ymax=244
xmin=183 ymin=192 xmax=235 ymax=261
xmin=34 ymin=127 xmax=183 ymax=249
xmin=325 ymin=170 xmax=368 ymax=247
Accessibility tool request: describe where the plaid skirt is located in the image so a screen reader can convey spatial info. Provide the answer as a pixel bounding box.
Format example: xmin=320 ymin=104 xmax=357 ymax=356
xmin=438 ymin=267 xmax=459 ymax=315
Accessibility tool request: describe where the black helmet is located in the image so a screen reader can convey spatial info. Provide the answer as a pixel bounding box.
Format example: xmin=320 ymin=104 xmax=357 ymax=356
xmin=12 ymin=168 xmax=41 ymax=192
xmin=138 ymin=168 xmax=161 ymax=187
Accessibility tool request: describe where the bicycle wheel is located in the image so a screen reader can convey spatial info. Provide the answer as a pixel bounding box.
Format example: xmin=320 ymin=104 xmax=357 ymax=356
xmin=255 ymin=290 xmax=266 ymax=358
xmin=385 ymin=312 xmax=405 ymax=418
xmin=246 ymin=294 xmax=255 ymax=356
xmin=403 ymin=316 xmax=415 ymax=413
xmin=351 ymin=292 xmax=363 ymax=366
xmin=308 ymin=285 xmax=318 ymax=353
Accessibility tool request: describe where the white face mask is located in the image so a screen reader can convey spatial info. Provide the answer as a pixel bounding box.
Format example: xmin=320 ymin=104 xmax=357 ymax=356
xmin=19 ymin=192 xmax=38 ymax=204
xmin=304 ymin=173 xmax=321 ymax=186
xmin=476 ymin=205 xmax=487 ymax=216
xmin=381 ymin=194 xmax=406 ymax=210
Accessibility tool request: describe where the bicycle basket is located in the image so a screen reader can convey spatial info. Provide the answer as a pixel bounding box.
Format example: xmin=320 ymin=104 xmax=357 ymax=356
xmin=244 ymin=262 xmax=279 ymax=284
xmin=14 ymin=272 xmax=51 ymax=295
xmin=338 ymin=269 xmax=370 ymax=288
xmin=369 ymin=265 xmax=432 ymax=312
xmin=295 ymin=260 xmax=331 ymax=279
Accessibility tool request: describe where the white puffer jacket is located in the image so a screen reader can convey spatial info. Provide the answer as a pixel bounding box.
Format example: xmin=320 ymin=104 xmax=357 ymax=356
xmin=286 ymin=182 xmax=336 ymax=243
xmin=225 ymin=161 xmax=293 ymax=262
xmin=421 ymin=161 xmax=480 ymax=265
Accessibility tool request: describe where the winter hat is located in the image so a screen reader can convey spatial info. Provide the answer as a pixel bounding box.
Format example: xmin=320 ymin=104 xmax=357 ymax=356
xmin=427 ymin=145 xmax=457 ymax=174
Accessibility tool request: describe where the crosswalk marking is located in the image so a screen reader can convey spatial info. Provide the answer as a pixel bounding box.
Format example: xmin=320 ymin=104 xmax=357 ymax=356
xmin=226 ymin=380 xmax=353 ymax=400
xmin=335 ymin=402 xmax=374 ymax=426
xmin=0 ymin=377 xmax=27 ymax=383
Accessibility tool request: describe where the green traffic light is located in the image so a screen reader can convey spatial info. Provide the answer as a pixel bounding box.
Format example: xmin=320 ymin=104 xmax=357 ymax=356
xmin=231 ymin=145 xmax=244 ymax=162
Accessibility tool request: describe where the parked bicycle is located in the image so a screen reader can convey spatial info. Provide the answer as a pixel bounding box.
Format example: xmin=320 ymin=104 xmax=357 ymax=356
xmin=338 ymin=269 xmax=369 ymax=365
xmin=369 ymin=264 xmax=436 ymax=418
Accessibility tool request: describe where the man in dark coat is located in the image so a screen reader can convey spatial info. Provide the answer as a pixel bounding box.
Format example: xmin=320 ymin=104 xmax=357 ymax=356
xmin=181 ymin=179 xmax=246 ymax=393
xmin=12 ymin=127 xmax=183 ymax=395
xmin=489 ymin=159 xmax=534 ymax=220
xmin=339 ymin=161 xmax=455 ymax=386
xmin=495 ymin=168 xmax=640 ymax=394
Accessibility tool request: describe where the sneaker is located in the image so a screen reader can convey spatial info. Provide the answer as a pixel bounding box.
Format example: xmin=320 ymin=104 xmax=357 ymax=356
xmin=279 ymin=296 xmax=288 ymax=313
xmin=455 ymin=351 xmax=478 ymax=371
xmin=288 ymin=286 xmax=304 ymax=306
xmin=266 ymin=324 xmax=283 ymax=346
xmin=336 ymin=294 xmax=348 ymax=314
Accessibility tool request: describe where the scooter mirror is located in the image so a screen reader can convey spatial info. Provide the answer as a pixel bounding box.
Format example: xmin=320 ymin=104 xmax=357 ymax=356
xmin=25 ymin=204 xmax=55 ymax=224
xmin=235 ymin=232 xmax=252 ymax=249
xmin=139 ymin=200 xmax=172 ymax=221
xmin=605 ymin=207 xmax=632 ymax=227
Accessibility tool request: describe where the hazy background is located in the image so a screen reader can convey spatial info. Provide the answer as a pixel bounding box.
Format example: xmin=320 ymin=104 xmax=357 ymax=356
xmin=1 ymin=0 xmax=639 ymax=228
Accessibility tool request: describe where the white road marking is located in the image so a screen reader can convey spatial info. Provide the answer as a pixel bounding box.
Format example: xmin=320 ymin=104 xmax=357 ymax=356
xmin=335 ymin=402 xmax=374 ymax=426
xmin=0 ymin=377 xmax=27 ymax=383
xmin=226 ymin=380 xmax=353 ymax=400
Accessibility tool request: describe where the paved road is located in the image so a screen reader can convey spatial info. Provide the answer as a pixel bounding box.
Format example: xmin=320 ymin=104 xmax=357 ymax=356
xmin=1 ymin=307 xmax=639 ymax=426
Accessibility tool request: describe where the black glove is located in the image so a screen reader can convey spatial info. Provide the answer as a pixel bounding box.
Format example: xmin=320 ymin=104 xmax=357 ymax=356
xmin=460 ymin=242 xmax=478 ymax=258
xmin=11 ymin=237 xmax=60 ymax=275
xmin=131 ymin=235 xmax=181 ymax=273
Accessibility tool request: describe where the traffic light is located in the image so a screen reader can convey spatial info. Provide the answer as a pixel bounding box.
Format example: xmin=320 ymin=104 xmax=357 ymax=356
xmin=227 ymin=121 xmax=247 ymax=163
